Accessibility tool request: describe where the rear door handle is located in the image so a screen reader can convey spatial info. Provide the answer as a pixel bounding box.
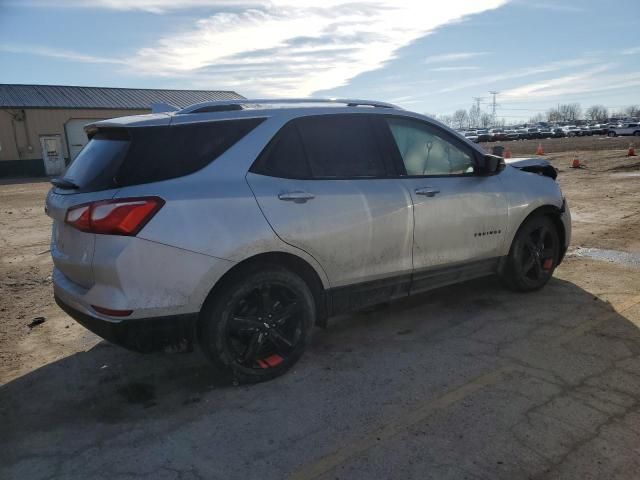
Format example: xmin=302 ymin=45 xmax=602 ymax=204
xmin=415 ymin=187 xmax=440 ymax=197
xmin=278 ymin=191 xmax=315 ymax=203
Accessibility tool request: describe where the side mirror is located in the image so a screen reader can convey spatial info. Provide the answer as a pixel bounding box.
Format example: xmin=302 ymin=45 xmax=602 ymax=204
xmin=478 ymin=154 xmax=505 ymax=175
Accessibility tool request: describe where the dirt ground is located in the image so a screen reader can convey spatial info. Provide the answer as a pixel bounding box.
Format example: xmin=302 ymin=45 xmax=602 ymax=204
xmin=1 ymin=137 xmax=640 ymax=479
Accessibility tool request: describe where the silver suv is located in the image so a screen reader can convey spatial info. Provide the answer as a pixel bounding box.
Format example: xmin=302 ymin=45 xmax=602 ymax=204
xmin=607 ymin=123 xmax=640 ymax=137
xmin=47 ymin=99 xmax=571 ymax=383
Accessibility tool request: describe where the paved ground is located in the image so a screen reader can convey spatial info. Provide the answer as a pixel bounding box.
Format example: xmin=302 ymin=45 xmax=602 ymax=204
xmin=1 ymin=138 xmax=639 ymax=479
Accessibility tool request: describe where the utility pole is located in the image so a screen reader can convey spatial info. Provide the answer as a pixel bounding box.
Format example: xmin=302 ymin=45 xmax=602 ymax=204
xmin=489 ymin=91 xmax=499 ymax=125
xmin=472 ymin=96 xmax=483 ymax=111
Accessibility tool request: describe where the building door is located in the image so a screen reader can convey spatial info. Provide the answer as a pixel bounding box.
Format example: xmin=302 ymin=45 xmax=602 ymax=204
xmin=40 ymin=135 xmax=65 ymax=176
xmin=65 ymin=119 xmax=94 ymax=162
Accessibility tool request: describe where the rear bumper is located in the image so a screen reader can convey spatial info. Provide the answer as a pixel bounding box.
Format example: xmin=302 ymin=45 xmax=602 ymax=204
xmin=55 ymin=295 xmax=197 ymax=353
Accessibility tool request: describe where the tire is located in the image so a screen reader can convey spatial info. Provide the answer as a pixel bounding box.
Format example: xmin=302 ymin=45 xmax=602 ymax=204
xmin=199 ymin=265 xmax=315 ymax=384
xmin=500 ymin=215 xmax=560 ymax=292
xmin=608 ymin=131 xmax=616 ymax=137
xmin=634 ymin=131 xmax=640 ymax=136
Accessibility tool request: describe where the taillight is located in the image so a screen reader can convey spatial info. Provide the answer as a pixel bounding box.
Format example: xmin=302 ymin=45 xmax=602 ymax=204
xmin=65 ymin=197 xmax=164 ymax=236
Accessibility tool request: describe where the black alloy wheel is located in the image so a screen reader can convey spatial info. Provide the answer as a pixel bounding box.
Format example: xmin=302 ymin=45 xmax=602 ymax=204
xmin=501 ymin=215 xmax=560 ymax=292
xmin=199 ymin=266 xmax=315 ymax=383
xmin=225 ymin=283 xmax=303 ymax=370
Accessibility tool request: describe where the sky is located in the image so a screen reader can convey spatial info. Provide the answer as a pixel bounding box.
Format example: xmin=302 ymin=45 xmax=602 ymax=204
xmin=1 ymin=0 xmax=639 ymax=122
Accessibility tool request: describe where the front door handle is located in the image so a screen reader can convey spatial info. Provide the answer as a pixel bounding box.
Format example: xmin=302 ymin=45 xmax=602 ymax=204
xmin=415 ymin=187 xmax=440 ymax=197
xmin=278 ymin=191 xmax=315 ymax=203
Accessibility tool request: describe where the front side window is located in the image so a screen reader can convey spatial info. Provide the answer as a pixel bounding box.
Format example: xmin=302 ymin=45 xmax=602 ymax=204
xmin=386 ymin=117 xmax=475 ymax=176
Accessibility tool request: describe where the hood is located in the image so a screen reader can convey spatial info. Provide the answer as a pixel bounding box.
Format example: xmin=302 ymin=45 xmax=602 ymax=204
xmin=505 ymin=157 xmax=557 ymax=180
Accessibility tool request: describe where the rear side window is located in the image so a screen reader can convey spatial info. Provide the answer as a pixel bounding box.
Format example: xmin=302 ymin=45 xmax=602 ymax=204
xmin=251 ymin=115 xmax=386 ymax=179
xmin=295 ymin=115 xmax=386 ymax=178
xmin=62 ymin=118 xmax=264 ymax=192
xmin=251 ymin=122 xmax=311 ymax=179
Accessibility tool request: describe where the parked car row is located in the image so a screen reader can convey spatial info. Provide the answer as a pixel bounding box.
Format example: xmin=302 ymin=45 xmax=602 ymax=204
xmin=458 ymin=122 xmax=639 ymax=142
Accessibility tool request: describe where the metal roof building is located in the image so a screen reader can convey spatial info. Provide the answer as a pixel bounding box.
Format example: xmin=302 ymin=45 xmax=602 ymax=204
xmin=0 ymin=84 xmax=244 ymax=177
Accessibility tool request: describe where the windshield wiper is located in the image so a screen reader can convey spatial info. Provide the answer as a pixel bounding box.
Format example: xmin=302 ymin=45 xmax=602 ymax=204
xmin=50 ymin=177 xmax=79 ymax=189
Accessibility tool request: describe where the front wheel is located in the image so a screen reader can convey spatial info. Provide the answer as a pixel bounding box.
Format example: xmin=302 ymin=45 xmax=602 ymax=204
xmin=199 ymin=266 xmax=315 ymax=383
xmin=608 ymin=131 xmax=616 ymax=137
xmin=500 ymin=215 xmax=560 ymax=292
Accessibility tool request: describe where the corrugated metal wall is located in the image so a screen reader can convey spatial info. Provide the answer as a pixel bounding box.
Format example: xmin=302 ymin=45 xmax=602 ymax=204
xmin=0 ymin=84 xmax=243 ymax=109
xmin=0 ymin=108 xmax=147 ymax=161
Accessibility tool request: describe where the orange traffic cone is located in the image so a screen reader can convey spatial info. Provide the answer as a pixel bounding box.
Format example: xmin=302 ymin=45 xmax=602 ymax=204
xmin=504 ymin=148 xmax=512 ymax=159
xmin=571 ymin=157 xmax=581 ymax=168
xmin=536 ymin=143 xmax=545 ymax=155
xmin=628 ymin=144 xmax=637 ymax=156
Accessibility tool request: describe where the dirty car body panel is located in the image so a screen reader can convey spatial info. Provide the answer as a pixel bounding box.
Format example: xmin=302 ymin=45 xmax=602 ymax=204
xmin=46 ymin=100 xmax=571 ymax=355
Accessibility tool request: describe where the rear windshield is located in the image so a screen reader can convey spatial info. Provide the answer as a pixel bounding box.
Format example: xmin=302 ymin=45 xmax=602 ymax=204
xmin=61 ymin=118 xmax=264 ymax=192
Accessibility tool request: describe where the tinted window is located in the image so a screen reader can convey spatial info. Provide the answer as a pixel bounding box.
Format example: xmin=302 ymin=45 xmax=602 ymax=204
xmin=251 ymin=122 xmax=311 ymax=179
xmin=295 ymin=115 xmax=386 ymax=178
xmin=61 ymin=118 xmax=264 ymax=192
xmin=386 ymin=117 xmax=474 ymax=176
xmin=62 ymin=129 xmax=129 ymax=192
xmin=116 ymin=119 xmax=264 ymax=186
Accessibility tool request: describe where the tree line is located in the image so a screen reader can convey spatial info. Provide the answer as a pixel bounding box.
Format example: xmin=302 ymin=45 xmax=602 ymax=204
xmin=431 ymin=103 xmax=640 ymax=130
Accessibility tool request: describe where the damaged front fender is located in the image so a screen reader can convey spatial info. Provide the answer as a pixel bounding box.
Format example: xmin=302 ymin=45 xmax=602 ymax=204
xmin=505 ymin=157 xmax=557 ymax=180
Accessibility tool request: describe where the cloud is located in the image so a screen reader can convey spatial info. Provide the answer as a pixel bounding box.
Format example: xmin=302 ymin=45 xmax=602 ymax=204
xmin=622 ymin=46 xmax=640 ymax=55
xmin=429 ymin=66 xmax=480 ymax=72
xmin=8 ymin=1 xmax=508 ymax=96
xmin=511 ymin=1 xmax=585 ymax=12
xmin=4 ymin=1 xmax=510 ymax=97
xmin=424 ymin=52 xmax=489 ymax=64
xmin=116 ymin=1 xmax=508 ymax=96
xmin=500 ymin=65 xmax=640 ymax=101
xmin=8 ymin=0 xmax=269 ymax=14
xmin=435 ymin=57 xmax=596 ymax=93
xmin=0 ymin=44 xmax=125 ymax=65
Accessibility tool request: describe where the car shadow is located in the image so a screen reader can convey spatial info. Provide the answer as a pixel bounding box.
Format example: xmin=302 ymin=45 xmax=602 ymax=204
xmin=1 ymin=273 xmax=639 ymax=475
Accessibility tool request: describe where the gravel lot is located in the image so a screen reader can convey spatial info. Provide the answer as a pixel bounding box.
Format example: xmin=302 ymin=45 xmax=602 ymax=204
xmin=1 ymin=137 xmax=640 ymax=479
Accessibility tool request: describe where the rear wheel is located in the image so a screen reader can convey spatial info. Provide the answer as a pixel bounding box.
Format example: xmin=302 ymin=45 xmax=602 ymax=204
xmin=608 ymin=131 xmax=616 ymax=137
xmin=500 ymin=215 xmax=560 ymax=292
xmin=199 ymin=266 xmax=315 ymax=383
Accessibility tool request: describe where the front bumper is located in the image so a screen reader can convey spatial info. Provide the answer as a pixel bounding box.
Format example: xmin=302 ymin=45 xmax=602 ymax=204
xmin=558 ymin=198 xmax=572 ymax=264
xmin=55 ymin=295 xmax=197 ymax=353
